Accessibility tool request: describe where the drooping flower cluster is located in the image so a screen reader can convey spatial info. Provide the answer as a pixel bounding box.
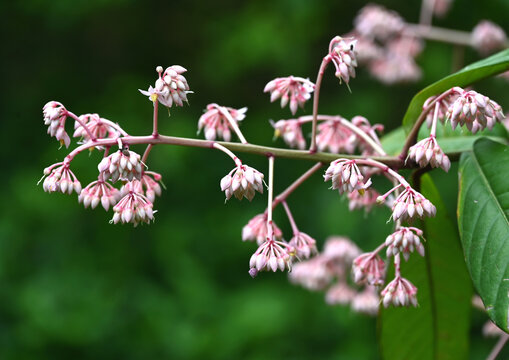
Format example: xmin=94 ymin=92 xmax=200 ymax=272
xmin=271 ymin=119 xmax=307 ymax=150
xmin=79 ymin=179 xmax=121 ymax=211
xmin=112 ymin=180 xmax=154 ymax=226
xmin=249 ymin=238 xmax=294 ymax=274
xmin=381 ymin=276 xmax=418 ymax=307
xmin=324 ymin=159 xmax=372 ymax=194
xmin=352 ymin=252 xmax=385 ymax=286
xmin=198 ymin=104 xmax=247 ymax=141
xmin=43 ymin=101 xmax=70 ymax=147
xmin=327 ymin=36 xmax=358 ymax=84
xmin=220 ymin=164 xmax=264 ymax=201
xmin=392 ymin=187 xmax=436 ymax=221
xmin=139 ymin=65 xmax=191 ymax=108
xmin=73 ymin=113 xmax=121 ymax=143
xmin=471 ymin=20 xmax=507 ymax=55
xmin=42 ymin=163 xmax=81 ymax=195
xmin=423 ymin=91 xmax=459 ymax=127
xmin=289 ymin=231 xmax=317 ymax=259
xmin=140 ymin=171 xmax=163 ymax=203
xmin=242 ymin=213 xmax=283 ymax=245
xmin=264 ymin=76 xmax=315 ymax=115
xmin=408 ymin=136 xmax=451 ymax=172
xmin=447 ymin=88 xmax=505 ymax=133
xmin=316 ymin=119 xmax=356 ymax=154
xmin=98 ymin=149 xmax=143 ymax=182
xmin=385 ymin=227 xmax=425 ymax=261
xmin=348 ymin=188 xmax=380 ymax=212
xmin=354 ymin=4 xmax=405 ymax=41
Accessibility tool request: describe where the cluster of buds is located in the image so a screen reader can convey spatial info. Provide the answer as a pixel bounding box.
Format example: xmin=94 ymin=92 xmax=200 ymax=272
xmin=198 ymin=104 xmax=247 ymax=142
xmin=42 ymin=163 xmax=81 ymax=195
xmin=139 ymin=65 xmax=191 ymax=108
xmin=289 ymin=232 xmax=318 ymax=259
xmin=289 ymin=237 xmax=379 ymax=315
xmin=408 ymin=136 xmax=451 ymax=172
xmin=43 ymin=101 xmax=70 ymax=147
xmin=348 ymin=188 xmax=380 ymax=213
xmin=316 ymin=119 xmax=357 ymax=154
xmin=327 ymin=36 xmax=358 ymax=84
xmin=271 ymin=119 xmax=306 ymax=150
xmin=381 ymin=275 xmax=418 ymax=307
xmin=324 ymin=159 xmax=372 ymax=194
xmin=471 ymin=21 xmax=507 ymax=55
xmin=385 ymin=227 xmax=425 ymax=261
xmin=79 ymin=179 xmax=121 ymax=211
xmin=220 ymin=164 xmax=264 ymax=201
xmin=73 ymin=113 xmax=120 ymax=143
xmin=391 ymin=187 xmax=436 ymax=221
xmin=249 ymin=238 xmax=294 ymax=274
xmin=98 ymin=148 xmax=143 ymax=182
xmin=112 ymin=180 xmax=154 ymax=226
xmin=264 ymin=76 xmax=315 ymax=115
xmin=447 ymin=88 xmax=505 ymax=133
xmin=423 ymin=92 xmax=459 ymax=127
xmin=352 ymin=252 xmax=385 ymax=286
xmin=242 ymin=213 xmax=283 ymax=245
xmin=140 ymin=171 xmax=163 ymax=203
xmin=354 ymin=4 xmax=405 ymax=41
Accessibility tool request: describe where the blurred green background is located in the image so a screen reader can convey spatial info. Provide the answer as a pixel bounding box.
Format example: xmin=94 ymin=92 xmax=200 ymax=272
xmin=2 ymin=0 xmax=509 ymax=359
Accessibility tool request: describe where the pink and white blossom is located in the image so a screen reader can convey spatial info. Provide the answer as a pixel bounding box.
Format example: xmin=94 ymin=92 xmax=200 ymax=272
xmin=264 ymin=76 xmax=315 ymax=115
xmin=323 ymin=236 xmax=362 ymax=263
xmin=316 ymin=119 xmax=356 ymax=154
xmin=391 ymin=187 xmax=436 ymax=221
xmin=381 ymin=276 xmax=418 ymax=307
xmin=324 ymin=159 xmax=372 ymax=194
xmin=73 ymin=113 xmax=121 ymax=143
xmin=139 ymin=65 xmax=191 ymax=108
xmin=423 ymin=92 xmax=458 ymax=127
xmin=447 ymin=88 xmax=505 ymax=133
xmin=328 ymin=36 xmax=358 ymax=84
xmin=289 ymin=256 xmax=332 ymax=291
xmin=79 ymin=179 xmax=121 ymax=211
xmin=198 ymin=104 xmax=247 ymax=141
xmin=220 ymin=164 xmax=264 ymax=201
xmin=43 ymin=101 xmax=70 ymax=147
xmin=289 ymin=232 xmax=317 ymax=259
xmin=354 ymin=4 xmax=405 ymax=41
xmin=249 ymin=239 xmax=294 ymax=273
xmin=348 ymin=188 xmax=380 ymax=213
xmin=351 ymin=287 xmax=380 ymax=315
xmin=352 ymin=252 xmax=386 ymax=286
xmin=385 ymin=227 xmax=425 ymax=261
xmin=408 ymin=136 xmax=451 ymax=172
xmin=112 ymin=180 xmax=154 ymax=226
xmin=272 ymin=119 xmax=306 ymax=150
xmin=42 ymin=163 xmax=81 ymax=195
xmin=98 ymin=149 xmax=143 ymax=183
xmin=325 ymin=282 xmax=357 ymax=305
xmin=369 ymin=55 xmax=421 ymax=85
xmin=472 ymin=21 xmax=507 ymax=55
xmin=140 ymin=171 xmax=163 ymax=203
xmin=242 ymin=213 xmax=283 ymax=245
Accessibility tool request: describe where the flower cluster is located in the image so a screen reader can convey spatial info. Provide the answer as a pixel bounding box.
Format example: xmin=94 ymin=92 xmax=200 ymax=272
xmin=408 ymin=136 xmax=451 ymax=172
xmin=249 ymin=238 xmax=294 ymax=274
xmin=316 ymin=119 xmax=356 ymax=154
xmin=289 ymin=231 xmax=318 ymax=259
xmin=79 ymin=179 xmax=120 ymax=211
xmin=354 ymin=4 xmax=405 ymax=41
xmin=327 ymin=36 xmax=358 ymax=84
xmin=352 ymin=252 xmax=385 ymax=286
xmin=98 ymin=149 xmax=143 ymax=182
xmin=220 ymin=164 xmax=264 ymax=201
xmin=324 ymin=159 xmax=372 ymax=194
xmin=472 ymin=20 xmax=507 ymax=55
xmin=112 ymin=180 xmax=154 ymax=226
xmin=264 ymin=76 xmax=315 ymax=115
xmin=242 ymin=213 xmax=283 ymax=245
xmin=381 ymin=276 xmax=418 ymax=307
xmin=385 ymin=227 xmax=425 ymax=261
xmin=73 ymin=113 xmax=121 ymax=143
xmin=139 ymin=65 xmax=191 ymax=108
xmin=198 ymin=104 xmax=247 ymax=141
xmin=42 ymin=163 xmax=81 ymax=195
xmin=392 ymin=187 xmax=436 ymax=221
xmin=43 ymin=101 xmax=70 ymax=147
xmin=272 ymin=119 xmax=306 ymax=150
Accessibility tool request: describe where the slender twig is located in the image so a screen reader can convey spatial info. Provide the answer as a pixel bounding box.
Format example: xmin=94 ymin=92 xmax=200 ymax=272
xmin=273 ymin=162 xmax=324 ymax=207
xmin=152 ymin=101 xmax=159 ymax=137
xmin=66 ymin=111 xmax=97 ymax=142
xmin=309 ymin=57 xmax=330 ymax=153
xmin=213 ymin=143 xmax=242 ymax=166
xmin=141 ymin=144 xmax=153 ymax=167
xmin=217 ymin=105 xmax=248 ymax=144
xmin=404 ymin=24 xmax=473 ymax=47
xmin=419 ymin=0 xmax=435 ymax=27
xmin=487 ymin=333 xmax=509 ymax=360
xmin=282 ymin=200 xmax=299 ymax=234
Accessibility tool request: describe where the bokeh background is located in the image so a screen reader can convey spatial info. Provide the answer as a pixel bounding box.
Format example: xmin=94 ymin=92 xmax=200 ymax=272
xmin=2 ymin=0 xmax=509 ymax=359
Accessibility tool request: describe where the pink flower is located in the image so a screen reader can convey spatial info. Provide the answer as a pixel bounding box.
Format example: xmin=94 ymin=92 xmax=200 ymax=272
xmin=73 ymin=113 xmax=121 ymax=143
xmin=324 ymin=159 xmax=372 ymax=194
xmin=289 ymin=232 xmax=317 ymax=259
xmin=408 ymin=136 xmax=451 ymax=172
xmin=351 ymin=116 xmax=384 ymax=155
xmin=289 ymin=256 xmax=333 ymax=290
xmin=447 ymin=88 xmax=505 ymax=133
xmin=198 ymin=103 xmax=247 ymax=141
xmin=381 ymin=276 xmax=418 ymax=307
xmin=423 ymin=92 xmax=458 ymax=128
xmin=79 ymin=179 xmax=121 ymax=211
xmin=352 ymin=252 xmax=386 ymax=286
xmin=42 ymin=163 xmax=81 ymax=195
xmin=387 ymin=36 xmax=423 ymax=58
xmin=328 ymin=36 xmax=358 ymax=84
xmin=354 ymin=4 xmax=405 ymax=41
xmin=351 ymin=287 xmax=380 ymax=315
xmin=348 ymin=188 xmax=380 ymax=213
xmin=325 ymin=282 xmax=357 ymax=305
xmin=220 ymin=164 xmax=264 ymax=201
xmin=272 ymin=119 xmax=306 ymax=150
xmin=322 ymin=236 xmax=361 ymax=263
xmin=98 ymin=149 xmax=143 ymax=182
xmin=242 ymin=213 xmax=283 ymax=245
xmin=139 ymin=65 xmax=191 ymax=108
xmin=369 ymin=55 xmax=421 ymax=85
xmin=316 ymin=119 xmax=356 ymax=154
xmin=392 ymin=187 xmax=436 ymax=221
xmin=43 ymin=101 xmax=70 ymax=148
xmin=249 ymin=239 xmax=294 ymax=273
xmin=264 ymin=76 xmax=315 ymax=115
xmin=344 ymin=33 xmax=383 ymax=63
xmin=472 ymin=21 xmax=507 ymax=55
xmin=112 ymin=180 xmax=154 ymax=226
xmin=140 ymin=171 xmax=163 ymax=203
xmin=385 ymin=227 xmax=425 ymax=261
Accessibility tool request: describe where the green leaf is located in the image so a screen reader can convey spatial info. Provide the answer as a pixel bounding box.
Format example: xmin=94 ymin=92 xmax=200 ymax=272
xmin=458 ymin=138 xmax=509 ymax=332
xmin=379 ymin=175 xmax=472 ymax=360
xmin=402 ymin=49 xmax=509 ymax=132
xmin=381 ymin=123 xmax=509 ymax=156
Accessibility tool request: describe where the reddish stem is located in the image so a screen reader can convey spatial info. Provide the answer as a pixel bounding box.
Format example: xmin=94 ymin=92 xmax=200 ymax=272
xmin=309 ymin=57 xmax=330 ymax=153
xmin=282 ymin=200 xmax=299 ymax=234
xmin=273 ymin=162 xmax=323 ymax=208
xmin=152 ymin=101 xmax=159 ymax=137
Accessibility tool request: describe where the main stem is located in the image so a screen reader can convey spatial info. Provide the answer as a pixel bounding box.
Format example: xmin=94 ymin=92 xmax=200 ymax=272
xmin=266 ymin=156 xmax=275 ymax=238
xmin=309 ymin=57 xmax=330 ymax=153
